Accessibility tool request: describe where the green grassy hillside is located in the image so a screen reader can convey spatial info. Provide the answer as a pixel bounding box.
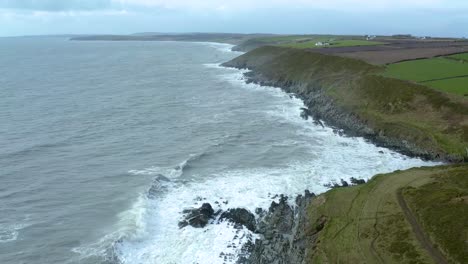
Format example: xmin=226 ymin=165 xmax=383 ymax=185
xmin=306 ymin=165 xmax=468 ymax=263
xmin=225 ymin=46 xmax=468 ymax=161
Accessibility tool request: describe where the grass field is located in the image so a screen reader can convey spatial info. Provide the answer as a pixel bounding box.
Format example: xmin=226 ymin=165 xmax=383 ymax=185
xmin=382 ymin=57 xmax=468 ymax=96
xmin=382 ymin=57 xmax=468 ymax=82
xmin=449 ymin=52 xmax=468 ymax=62
xmin=282 ymin=39 xmax=383 ymax=49
xmin=306 ymin=165 xmax=468 ymax=263
xmin=424 ymin=77 xmax=468 ymax=95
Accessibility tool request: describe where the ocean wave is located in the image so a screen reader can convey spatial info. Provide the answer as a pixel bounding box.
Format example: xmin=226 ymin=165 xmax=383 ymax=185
xmin=0 ymin=222 xmax=29 ymax=244
xmin=128 ymin=152 xmax=209 ymax=179
xmin=112 ymin=154 xmax=437 ymax=264
xmin=106 ymin=51 xmax=441 ymax=264
xmin=199 ymin=42 xmax=244 ymax=54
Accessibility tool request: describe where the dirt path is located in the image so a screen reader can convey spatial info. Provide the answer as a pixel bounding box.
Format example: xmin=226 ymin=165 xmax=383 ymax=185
xmin=396 ymin=190 xmax=448 ymax=264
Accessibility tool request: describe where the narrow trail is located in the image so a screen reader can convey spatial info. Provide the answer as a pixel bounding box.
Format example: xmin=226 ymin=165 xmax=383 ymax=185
xmin=396 ymin=190 xmax=448 ymax=264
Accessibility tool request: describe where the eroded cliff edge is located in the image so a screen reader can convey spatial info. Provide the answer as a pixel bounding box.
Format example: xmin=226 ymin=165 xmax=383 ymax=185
xmin=222 ymin=46 xmax=468 ymax=162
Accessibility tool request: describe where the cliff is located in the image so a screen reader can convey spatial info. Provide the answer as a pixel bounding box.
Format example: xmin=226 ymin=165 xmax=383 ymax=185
xmin=223 ymin=46 xmax=468 ymax=162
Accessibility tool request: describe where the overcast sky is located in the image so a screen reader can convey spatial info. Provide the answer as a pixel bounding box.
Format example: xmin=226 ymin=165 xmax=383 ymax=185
xmin=1 ymin=0 xmax=467 ymax=37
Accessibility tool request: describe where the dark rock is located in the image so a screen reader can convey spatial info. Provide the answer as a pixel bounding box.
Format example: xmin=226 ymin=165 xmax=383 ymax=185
xmin=179 ymin=203 xmax=214 ymax=229
xmin=340 ymin=179 xmax=349 ymax=187
xmin=254 ymin=208 xmax=264 ymax=217
xmin=222 ymin=58 xmax=458 ymax=161
xmin=304 ymin=189 xmax=314 ymax=199
xmin=239 ymin=191 xmax=321 ymax=264
xmin=300 ymin=107 xmax=310 ymax=120
xmin=220 ymin=208 xmax=256 ymax=232
xmin=350 ymin=177 xmax=366 ymax=185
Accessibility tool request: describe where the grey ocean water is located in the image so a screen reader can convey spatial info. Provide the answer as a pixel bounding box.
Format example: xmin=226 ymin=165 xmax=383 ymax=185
xmin=0 ymin=38 xmax=436 ymax=264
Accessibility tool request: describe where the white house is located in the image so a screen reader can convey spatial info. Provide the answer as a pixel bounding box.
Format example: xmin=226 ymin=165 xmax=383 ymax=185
xmin=315 ymin=42 xmax=330 ymax=46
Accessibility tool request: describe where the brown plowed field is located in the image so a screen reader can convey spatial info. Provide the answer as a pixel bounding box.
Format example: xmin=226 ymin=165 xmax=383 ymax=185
xmin=310 ymin=40 xmax=468 ymax=64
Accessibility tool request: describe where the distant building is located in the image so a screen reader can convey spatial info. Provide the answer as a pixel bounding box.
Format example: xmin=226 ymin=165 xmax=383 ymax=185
xmin=315 ymin=42 xmax=330 ymax=46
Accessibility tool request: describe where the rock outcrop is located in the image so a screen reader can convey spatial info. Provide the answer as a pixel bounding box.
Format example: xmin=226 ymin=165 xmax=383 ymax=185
xmin=220 ymin=208 xmax=257 ymax=232
xmin=177 ymin=191 xmax=326 ymax=264
xmin=241 ymin=191 xmax=323 ymax=264
xmin=178 ymin=203 xmax=215 ymax=228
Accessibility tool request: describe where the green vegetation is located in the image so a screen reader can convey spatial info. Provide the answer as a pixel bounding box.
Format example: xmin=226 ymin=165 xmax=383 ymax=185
xmin=449 ymin=52 xmax=468 ymax=62
xmin=233 ymin=34 xmax=382 ymax=52
xmin=305 ymin=165 xmax=468 ymax=263
xmin=402 ymin=167 xmax=468 ymax=264
xmin=282 ymin=39 xmax=383 ymax=49
xmin=425 ymin=77 xmax=468 ymax=96
xmin=383 ymin=57 xmax=468 ymax=82
xmin=225 ymin=46 xmax=468 ymax=161
xmin=382 ymin=57 xmax=468 ymax=96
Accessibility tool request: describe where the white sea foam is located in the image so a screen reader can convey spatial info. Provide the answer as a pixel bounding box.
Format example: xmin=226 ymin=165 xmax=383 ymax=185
xmin=0 ymin=222 xmax=29 ymax=243
xmin=199 ymin=42 xmax=244 ymax=54
xmin=111 ymin=62 xmax=441 ymax=264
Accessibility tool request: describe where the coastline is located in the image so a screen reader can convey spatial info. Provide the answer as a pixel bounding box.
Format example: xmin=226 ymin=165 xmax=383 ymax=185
xmin=216 ymin=45 xmax=467 ymax=263
xmin=222 ymin=46 xmax=468 ymax=162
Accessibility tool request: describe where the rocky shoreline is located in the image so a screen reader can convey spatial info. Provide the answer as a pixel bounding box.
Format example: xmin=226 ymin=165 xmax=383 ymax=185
xmin=221 ymin=46 xmax=468 ymax=162
xmin=177 ymin=46 xmax=467 ymax=263
xmin=228 ymin=68 xmax=435 ymax=161
xmin=178 ymin=191 xmax=320 ymax=264
xmin=214 ymin=49 xmax=459 ymax=263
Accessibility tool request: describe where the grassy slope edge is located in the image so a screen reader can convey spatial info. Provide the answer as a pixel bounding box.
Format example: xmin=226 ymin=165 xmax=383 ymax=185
xmin=223 ymin=46 xmax=468 ymax=161
xmin=305 ymin=165 xmax=468 ymax=264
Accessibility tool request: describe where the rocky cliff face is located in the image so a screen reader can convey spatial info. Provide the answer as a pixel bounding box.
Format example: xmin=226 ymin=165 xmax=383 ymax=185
xmin=241 ymin=191 xmax=323 ymax=264
xmin=222 ymin=46 xmax=468 ymax=162
xmin=177 ymin=191 xmax=322 ymax=264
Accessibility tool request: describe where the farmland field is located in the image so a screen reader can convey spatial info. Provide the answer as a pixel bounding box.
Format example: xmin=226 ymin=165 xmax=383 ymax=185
xmin=282 ymin=39 xmax=383 ymax=49
xmin=382 ymin=57 xmax=468 ymax=82
xmin=425 ymin=76 xmax=468 ymax=95
xmin=449 ymin=52 xmax=468 ymax=61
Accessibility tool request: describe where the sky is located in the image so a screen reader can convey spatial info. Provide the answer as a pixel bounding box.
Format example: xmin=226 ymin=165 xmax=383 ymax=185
xmin=0 ymin=0 xmax=467 ymax=37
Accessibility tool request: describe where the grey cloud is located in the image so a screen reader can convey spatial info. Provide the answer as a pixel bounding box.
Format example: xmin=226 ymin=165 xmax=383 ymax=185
xmin=0 ymin=0 xmax=114 ymax=11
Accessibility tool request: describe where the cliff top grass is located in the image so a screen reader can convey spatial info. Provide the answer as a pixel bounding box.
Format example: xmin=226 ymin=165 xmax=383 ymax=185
xmin=225 ymin=46 xmax=468 ymax=161
xmin=402 ymin=167 xmax=468 ymax=264
xmin=306 ymin=164 xmax=468 ymax=264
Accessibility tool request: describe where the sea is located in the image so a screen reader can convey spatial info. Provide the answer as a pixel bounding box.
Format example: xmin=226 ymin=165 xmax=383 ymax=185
xmin=0 ymin=37 xmax=438 ymax=264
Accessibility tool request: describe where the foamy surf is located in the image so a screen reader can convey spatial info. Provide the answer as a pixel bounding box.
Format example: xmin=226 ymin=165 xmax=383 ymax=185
xmin=0 ymin=224 xmax=23 ymax=243
xmin=108 ymin=61 xmax=440 ymax=264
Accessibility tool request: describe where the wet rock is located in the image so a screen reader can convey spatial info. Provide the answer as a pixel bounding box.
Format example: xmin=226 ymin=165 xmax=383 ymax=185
xmin=220 ymin=208 xmax=256 ymax=232
xmin=178 ymin=203 xmax=214 ymax=228
xmin=300 ymin=107 xmax=310 ymax=120
xmin=221 ymin=61 xmax=455 ymax=161
xmin=239 ymin=191 xmax=321 ymax=264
